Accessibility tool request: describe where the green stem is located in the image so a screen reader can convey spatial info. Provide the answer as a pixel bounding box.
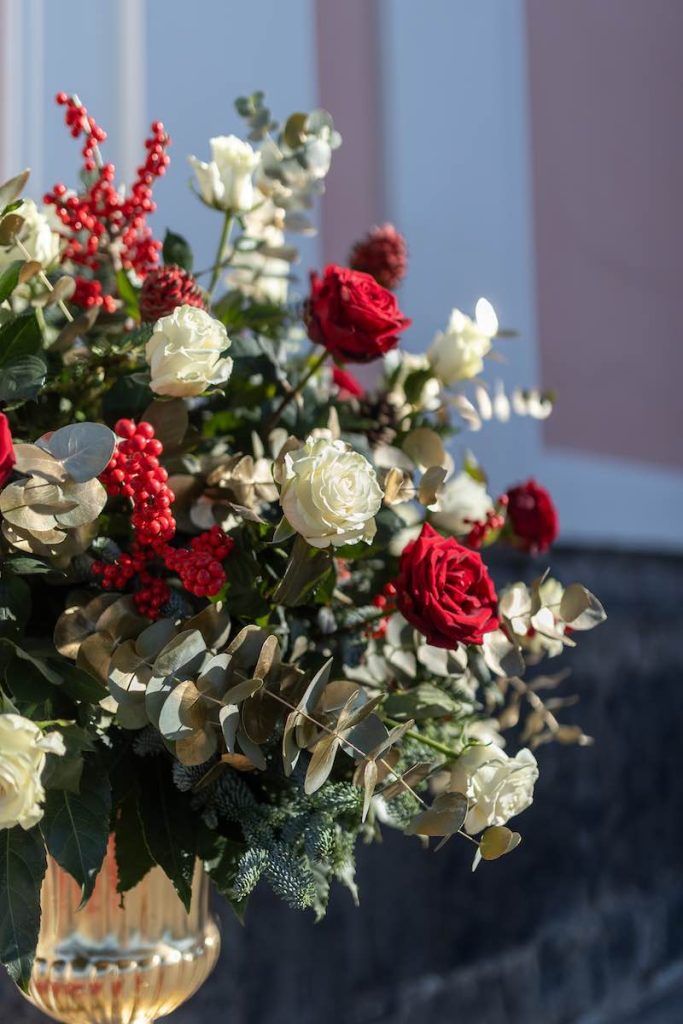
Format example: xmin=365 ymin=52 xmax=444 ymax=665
xmin=207 ymin=212 xmax=233 ymax=300
xmin=383 ymin=717 xmax=462 ymax=760
xmin=263 ymin=348 xmax=329 ymax=435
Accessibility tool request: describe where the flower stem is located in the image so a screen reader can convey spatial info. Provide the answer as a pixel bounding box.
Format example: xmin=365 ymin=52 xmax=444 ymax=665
xmin=207 ymin=212 xmax=233 ymax=300
xmin=263 ymin=348 xmax=328 ymax=435
xmin=383 ymin=717 xmax=462 ymax=760
xmin=15 ymin=238 xmax=74 ymax=323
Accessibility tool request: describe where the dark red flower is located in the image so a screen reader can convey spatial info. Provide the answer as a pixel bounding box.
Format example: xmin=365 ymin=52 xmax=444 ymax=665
xmin=332 ymin=365 xmax=365 ymax=399
xmin=139 ymin=265 xmax=206 ymax=322
xmin=0 ymin=413 xmax=15 ymax=488
xmin=307 ymin=264 xmax=411 ymax=363
xmin=349 ymin=223 xmax=408 ymax=290
xmin=394 ymin=522 xmax=498 ymax=648
xmin=505 ymin=479 xmax=559 ymax=553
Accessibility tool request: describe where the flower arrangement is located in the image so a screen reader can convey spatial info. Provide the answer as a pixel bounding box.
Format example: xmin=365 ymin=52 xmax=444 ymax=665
xmin=0 ymin=90 xmax=605 ymax=989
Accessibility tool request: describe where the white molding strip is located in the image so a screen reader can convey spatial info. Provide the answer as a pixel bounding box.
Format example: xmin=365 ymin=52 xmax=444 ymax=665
xmin=0 ymin=0 xmax=22 ymax=183
xmin=117 ymin=0 xmax=146 ymax=184
xmin=25 ymin=0 xmax=44 ymax=196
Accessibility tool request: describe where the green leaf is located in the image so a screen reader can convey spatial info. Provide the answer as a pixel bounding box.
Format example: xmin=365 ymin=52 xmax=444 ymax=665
xmin=0 ymin=355 xmax=46 ymax=403
xmin=115 ymin=270 xmax=140 ymax=320
xmin=42 ymin=725 xmax=95 ymax=794
xmin=223 ymin=547 xmax=270 ymax=619
xmin=0 ymin=575 xmax=31 ymax=639
xmin=2 ymin=557 xmax=51 ymax=575
xmin=0 ymin=313 xmax=42 ymax=362
xmin=102 ymin=372 xmax=153 ymax=422
xmin=41 ymin=762 xmax=112 ymax=904
xmin=114 ymin=786 xmax=155 ymax=895
xmin=0 ymin=260 xmax=25 ymax=303
xmin=271 ymin=536 xmax=332 ymax=607
xmin=403 ymin=367 xmax=436 ymax=406
xmin=0 ymin=313 xmax=45 ymax=402
xmin=3 ymin=654 xmax=55 ymax=706
xmin=162 ymin=230 xmax=194 ymax=274
xmin=139 ymin=758 xmax=196 ymax=910
xmin=0 ymin=825 xmax=46 ymax=989
xmin=58 ymin=663 xmax=108 ymax=704
xmin=383 ymin=683 xmax=463 ymax=721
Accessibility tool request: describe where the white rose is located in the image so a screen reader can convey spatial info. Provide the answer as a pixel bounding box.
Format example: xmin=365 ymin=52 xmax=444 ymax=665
xmin=0 ymin=714 xmax=65 ymax=830
xmin=450 ymin=744 xmax=538 ymax=834
xmin=189 ymin=135 xmax=261 ymax=213
xmin=431 ymin=471 xmax=493 ymax=536
xmin=428 ymin=297 xmax=498 ymax=385
xmin=0 ymin=199 xmax=61 ymax=269
xmin=278 ymin=437 xmax=383 ymax=548
xmin=146 ymin=304 xmax=233 ymax=398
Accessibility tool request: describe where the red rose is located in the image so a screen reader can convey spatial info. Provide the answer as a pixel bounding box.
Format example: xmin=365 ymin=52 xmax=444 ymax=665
xmin=394 ymin=522 xmax=498 ymax=648
xmin=332 ymin=365 xmax=365 ymax=399
xmin=505 ymin=478 xmax=559 ymax=553
xmin=0 ymin=413 xmax=15 ymax=488
xmin=307 ymin=264 xmax=411 ymax=363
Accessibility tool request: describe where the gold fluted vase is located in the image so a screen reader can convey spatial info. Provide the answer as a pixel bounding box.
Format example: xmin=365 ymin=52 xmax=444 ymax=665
xmin=25 ymin=840 xmax=221 ymax=1024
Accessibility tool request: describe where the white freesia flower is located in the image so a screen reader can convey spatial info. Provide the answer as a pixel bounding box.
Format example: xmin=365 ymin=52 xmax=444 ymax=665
xmin=277 ymin=437 xmax=383 ymax=548
xmin=431 ymin=470 xmax=493 ymax=536
xmin=189 ymin=135 xmax=261 ymax=213
xmin=0 ymin=714 xmax=65 ymax=830
xmin=227 ymin=201 xmax=289 ymax=305
xmin=450 ymin=744 xmax=538 ymax=834
xmin=428 ymin=298 xmax=498 ymax=385
xmin=0 ymin=199 xmax=60 ymax=269
xmin=383 ymin=350 xmax=441 ymax=414
xmin=146 ymin=304 xmax=233 ymax=398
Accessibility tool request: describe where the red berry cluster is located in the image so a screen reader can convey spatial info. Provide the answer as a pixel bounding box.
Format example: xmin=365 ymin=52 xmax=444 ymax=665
xmin=44 ymin=93 xmax=170 ymax=309
xmin=98 ymin=419 xmax=175 ymax=547
xmin=369 ymin=582 xmax=398 ymax=640
xmin=71 ymin=277 xmax=116 ymax=313
xmin=54 ymin=92 xmax=107 ymax=170
xmin=93 ymin=421 xmax=233 ymax=618
xmin=165 ymin=527 xmax=234 ymax=598
xmin=464 ymin=495 xmax=509 ymax=550
xmin=134 ymin=573 xmax=172 ymax=619
xmin=349 ymin=223 xmax=408 ymax=290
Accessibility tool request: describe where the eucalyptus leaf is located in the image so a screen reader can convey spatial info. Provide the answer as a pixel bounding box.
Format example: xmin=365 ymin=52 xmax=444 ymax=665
xmin=0 ymin=169 xmax=30 ymax=212
xmin=478 ymin=825 xmax=522 ymax=862
xmin=405 ymin=792 xmax=468 ymax=841
xmin=37 ymin=423 xmax=116 ymax=483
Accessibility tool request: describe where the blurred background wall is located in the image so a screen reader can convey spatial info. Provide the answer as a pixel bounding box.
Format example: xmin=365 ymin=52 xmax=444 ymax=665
xmin=3 ymin=0 xmax=680 ymax=549
xmin=1 ymin=1 xmax=682 ymax=1022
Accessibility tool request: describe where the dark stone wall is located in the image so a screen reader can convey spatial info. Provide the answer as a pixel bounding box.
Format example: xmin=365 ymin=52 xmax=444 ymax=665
xmin=4 ymin=547 xmax=683 ymax=1023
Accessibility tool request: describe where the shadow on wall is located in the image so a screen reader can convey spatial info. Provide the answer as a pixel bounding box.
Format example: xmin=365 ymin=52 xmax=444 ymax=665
xmin=2 ymin=547 xmax=683 ymax=1024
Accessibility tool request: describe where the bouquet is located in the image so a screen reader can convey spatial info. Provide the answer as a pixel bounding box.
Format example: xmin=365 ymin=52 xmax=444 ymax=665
xmin=0 ymin=90 xmax=605 ymax=987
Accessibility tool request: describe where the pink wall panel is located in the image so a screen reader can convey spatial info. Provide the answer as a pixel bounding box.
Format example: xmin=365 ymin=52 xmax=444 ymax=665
xmin=314 ymin=0 xmax=384 ymax=266
xmin=526 ymin=0 xmax=683 ymax=469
